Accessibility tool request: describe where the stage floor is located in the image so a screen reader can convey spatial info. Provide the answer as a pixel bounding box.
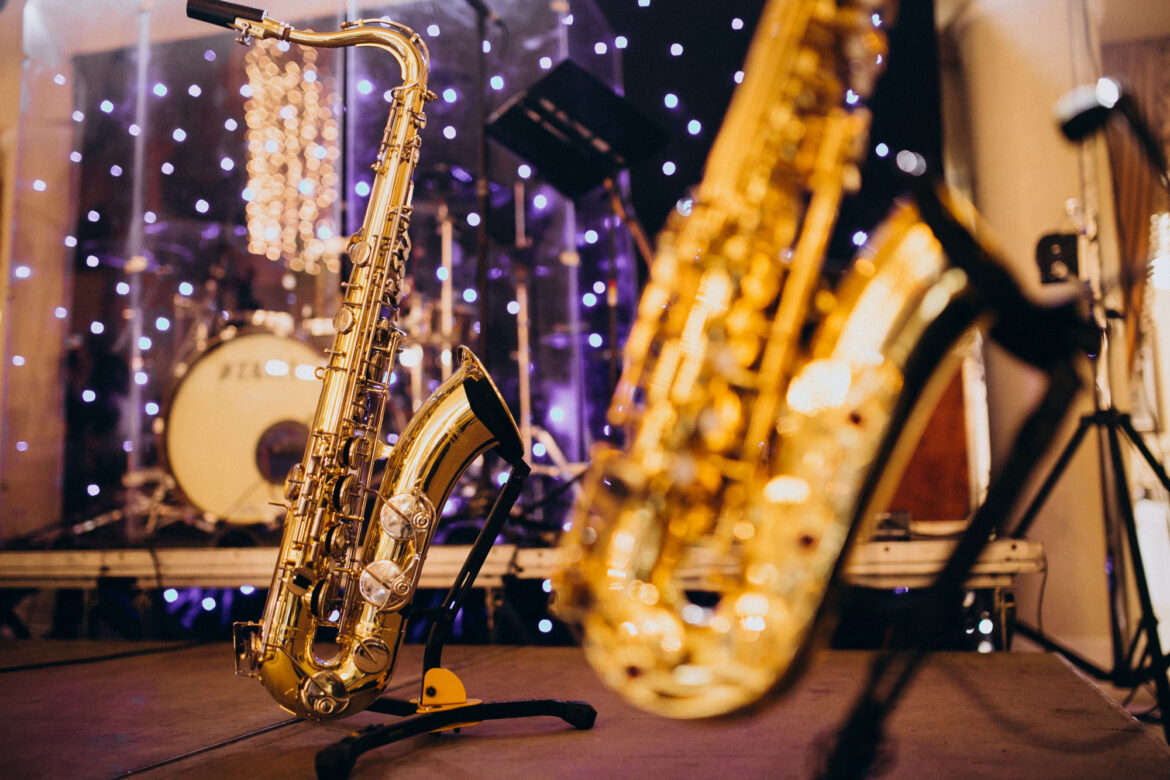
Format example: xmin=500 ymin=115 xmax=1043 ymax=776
xmin=1 ymin=640 xmax=1166 ymax=779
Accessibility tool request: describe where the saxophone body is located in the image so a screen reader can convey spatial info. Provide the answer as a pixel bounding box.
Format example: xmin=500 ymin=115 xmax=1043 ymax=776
xmin=189 ymin=5 xmax=522 ymax=720
xmin=556 ymin=0 xmax=985 ymax=718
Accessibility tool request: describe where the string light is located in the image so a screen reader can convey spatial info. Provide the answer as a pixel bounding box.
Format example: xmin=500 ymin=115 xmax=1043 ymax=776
xmin=243 ymin=40 xmax=339 ymax=273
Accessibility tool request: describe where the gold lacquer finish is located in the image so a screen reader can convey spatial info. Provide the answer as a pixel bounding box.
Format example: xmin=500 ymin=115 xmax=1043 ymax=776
xmin=556 ymin=0 xmax=984 ymax=718
xmin=212 ymin=11 xmax=522 ymax=720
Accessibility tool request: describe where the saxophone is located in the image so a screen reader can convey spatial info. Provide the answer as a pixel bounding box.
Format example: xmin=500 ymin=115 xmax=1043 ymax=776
xmin=188 ymin=3 xmax=523 ymax=720
xmin=557 ymin=0 xmax=984 ymax=718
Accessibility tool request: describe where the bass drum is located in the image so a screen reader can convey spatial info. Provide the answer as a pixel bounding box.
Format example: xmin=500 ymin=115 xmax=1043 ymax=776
xmin=160 ymin=328 xmax=324 ymax=525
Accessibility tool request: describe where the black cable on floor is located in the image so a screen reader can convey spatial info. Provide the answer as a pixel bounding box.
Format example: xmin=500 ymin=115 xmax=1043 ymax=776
xmin=109 ymin=718 xmax=300 ymax=778
xmin=0 ymin=640 xmax=204 ymax=674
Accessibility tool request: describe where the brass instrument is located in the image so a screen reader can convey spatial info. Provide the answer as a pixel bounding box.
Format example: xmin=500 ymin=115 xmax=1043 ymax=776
xmin=188 ymin=3 xmax=523 ymax=720
xmin=556 ymin=0 xmax=982 ymax=718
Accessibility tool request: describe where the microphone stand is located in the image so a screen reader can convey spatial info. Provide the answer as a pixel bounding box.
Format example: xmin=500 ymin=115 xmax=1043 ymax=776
xmin=1009 ymin=77 xmax=1170 ymax=743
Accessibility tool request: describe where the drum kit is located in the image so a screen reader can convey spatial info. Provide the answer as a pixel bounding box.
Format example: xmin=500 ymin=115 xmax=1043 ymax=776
xmin=104 ymin=196 xmax=579 ymax=542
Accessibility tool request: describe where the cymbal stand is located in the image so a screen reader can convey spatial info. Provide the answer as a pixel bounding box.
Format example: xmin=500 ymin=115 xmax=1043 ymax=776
xmin=438 ymin=200 xmax=456 ymax=382
xmin=511 ymin=181 xmax=585 ymax=482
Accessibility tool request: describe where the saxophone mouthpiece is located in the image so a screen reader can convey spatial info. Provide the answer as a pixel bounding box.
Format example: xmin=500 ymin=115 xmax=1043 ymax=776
xmin=187 ymin=0 xmax=266 ymax=30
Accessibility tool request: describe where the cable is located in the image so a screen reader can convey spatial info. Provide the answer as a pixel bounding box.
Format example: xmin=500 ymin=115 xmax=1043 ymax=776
xmin=110 ymin=717 xmax=299 ymax=778
xmin=0 ymin=641 xmax=202 ymax=675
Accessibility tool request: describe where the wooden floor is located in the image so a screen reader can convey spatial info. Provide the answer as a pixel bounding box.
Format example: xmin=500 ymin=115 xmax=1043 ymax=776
xmin=1 ymin=640 xmax=1167 ymax=779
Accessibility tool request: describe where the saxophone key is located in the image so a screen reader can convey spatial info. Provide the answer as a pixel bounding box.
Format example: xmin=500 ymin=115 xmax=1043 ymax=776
xmin=286 ymin=566 xmax=316 ymax=597
xmin=339 ymin=435 xmax=371 ymax=469
xmin=352 ymin=638 xmax=393 ymax=674
xmin=301 ymin=671 xmax=348 ymax=717
xmin=358 ymin=559 xmax=415 ymax=611
xmin=309 ymin=577 xmax=342 ymax=622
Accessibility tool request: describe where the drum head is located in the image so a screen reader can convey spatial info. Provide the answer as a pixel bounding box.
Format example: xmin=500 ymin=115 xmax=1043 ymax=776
xmin=163 ymin=331 xmax=323 ymax=524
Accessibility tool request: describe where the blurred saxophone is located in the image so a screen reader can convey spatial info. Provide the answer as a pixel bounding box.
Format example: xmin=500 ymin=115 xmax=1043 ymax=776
xmin=557 ymin=0 xmax=982 ymax=718
xmin=188 ymin=3 xmax=523 ymax=719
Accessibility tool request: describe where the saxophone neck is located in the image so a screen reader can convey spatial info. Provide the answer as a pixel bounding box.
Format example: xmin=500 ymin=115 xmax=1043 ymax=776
xmin=193 ymin=3 xmax=430 ymax=85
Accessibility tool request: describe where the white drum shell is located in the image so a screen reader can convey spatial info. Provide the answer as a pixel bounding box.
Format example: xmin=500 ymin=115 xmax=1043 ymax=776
xmin=162 ymin=330 xmax=323 ymax=524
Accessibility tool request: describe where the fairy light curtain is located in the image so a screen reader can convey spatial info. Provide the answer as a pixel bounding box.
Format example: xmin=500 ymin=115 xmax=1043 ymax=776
xmin=243 ymin=40 xmax=342 ymax=275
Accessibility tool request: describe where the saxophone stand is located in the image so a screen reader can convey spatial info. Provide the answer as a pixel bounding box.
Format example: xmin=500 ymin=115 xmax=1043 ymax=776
xmin=815 ymin=177 xmax=1108 ymax=779
xmin=315 ymin=459 xmax=596 ymax=780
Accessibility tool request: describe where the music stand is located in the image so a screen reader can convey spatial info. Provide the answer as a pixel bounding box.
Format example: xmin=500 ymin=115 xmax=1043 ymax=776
xmin=486 ymin=59 xmax=667 ymax=200
xmin=486 ymin=60 xmax=665 ymax=404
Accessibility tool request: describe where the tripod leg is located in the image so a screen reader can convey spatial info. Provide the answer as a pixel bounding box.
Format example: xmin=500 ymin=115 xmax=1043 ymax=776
xmin=1118 ymin=414 xmax=1170 ymax=494
xmin=1010 ymin=414 xmax=1094 ymax=539
xmin=1105 ymin=420 xmax=1170 ymax=742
